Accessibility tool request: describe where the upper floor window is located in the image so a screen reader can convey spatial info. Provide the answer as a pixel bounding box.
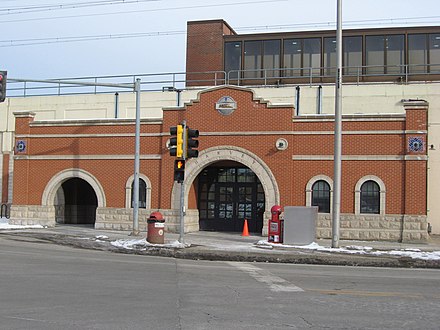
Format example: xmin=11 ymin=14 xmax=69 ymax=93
xmin=429 ymin=34 xmax=440 ymax=73
xmin=312 ymin=180 xmax=331 ymax=213
xmin=408 ymin=34 xmax=428 ymax=73
xmin=284 ymin=38 xmax=321 ymax=77
xmin=225 ymin=41 xmax=242 ymax=80
xmin=324 ymin=36 xmax=362 ymax=76
xmin=366 ymin=35 xmax=404 ymax=75
xmin=244 ymin=41 xmax=262 ymax=79
xmin=360 ymin=180 xmax=380 ymax=214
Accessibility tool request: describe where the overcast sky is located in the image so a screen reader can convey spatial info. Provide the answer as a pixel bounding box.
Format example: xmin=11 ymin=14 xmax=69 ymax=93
xmin=1 ymin=0 xmax=439 ymax=80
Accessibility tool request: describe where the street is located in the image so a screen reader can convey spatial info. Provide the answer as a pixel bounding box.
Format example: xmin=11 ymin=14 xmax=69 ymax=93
xmin=0 ymin=235 xmax=439 ymax=330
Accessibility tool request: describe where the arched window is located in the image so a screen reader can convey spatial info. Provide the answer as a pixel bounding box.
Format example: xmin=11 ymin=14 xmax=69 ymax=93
xmin=306 ymin=175 xmax=333 ymax=213
xmin=360 ymin=180 xmax=380 ymax=214
xmin=131 ymin=179 xmax=147 ymax=208
xmin=312 ymin=180 xmax=331 ymax=213
xmin=125 ymin=174 xmax=151 ymax=209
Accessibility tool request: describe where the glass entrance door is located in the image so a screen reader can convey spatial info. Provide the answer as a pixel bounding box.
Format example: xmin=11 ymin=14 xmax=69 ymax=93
xmin=198 ymin=166 xmax=265 ymax=232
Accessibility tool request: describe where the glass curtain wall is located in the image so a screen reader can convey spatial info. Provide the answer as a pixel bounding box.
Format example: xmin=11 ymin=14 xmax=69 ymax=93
xmin=408 ymin=34 xmax=428 ymax=73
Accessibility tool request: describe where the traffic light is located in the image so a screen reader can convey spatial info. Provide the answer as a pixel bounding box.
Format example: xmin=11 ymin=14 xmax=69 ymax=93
xmin=169 ymin=124 xmax=184 ymax=158
xmin=186 ymin=127 xmax=199 ymax=158
xmin=174 ymin=159 xmax=185 ymax=183
xmin=0 ymin=71 xmax=7 ymax=103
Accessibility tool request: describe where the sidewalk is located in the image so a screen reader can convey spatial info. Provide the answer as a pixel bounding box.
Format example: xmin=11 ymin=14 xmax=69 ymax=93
xmin=1 ymin=223 xmax=439 ymax=269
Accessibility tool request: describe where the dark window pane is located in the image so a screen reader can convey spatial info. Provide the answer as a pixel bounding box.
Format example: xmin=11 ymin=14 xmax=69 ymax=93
xmin=360 ymin=181 xmax=380 ymax=214
xmin=386 ymin=35 xmax=405 ymax=74
xmin=131 ymin=178 xmax=147 ymax=208
xmin=366 ymin=35 xmax=385 ymax=74
xmin=344 ymin=36 xmax=362 ymax=75
xmin=244 ymin=41 xmax=262 ymax=79
xmin=324 ymin=37 xmax=336 ymax=76
xmin=225 ymin=41 xmax=242 ymax=79
xmin=408 ymin=34 xmax=428 ymax=73
xmin=283 ymin=39 xmax=302 ymax=77
xmin=303 ymin=38 xmax=321 ymax=76
xmin=312 ymin=180 xmax=330 ymax=213
xmin=263 ymin=40 xmax=280 ymax=78
xmin=429 ymin=34 xmax=440 ymax=73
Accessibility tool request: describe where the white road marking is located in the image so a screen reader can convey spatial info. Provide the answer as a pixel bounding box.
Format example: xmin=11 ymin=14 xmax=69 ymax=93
xmin=227 ymin=262 xmax=304 ymax=292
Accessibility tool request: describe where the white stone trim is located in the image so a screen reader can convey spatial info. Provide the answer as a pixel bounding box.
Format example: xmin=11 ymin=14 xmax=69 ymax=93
xmin=14 ymin=154 xmax=161 ymax=161
xmin=292 ymin=155 xmax=411 ymax=161
xmin=125 ymin=174 xmax=152 ymax=209
xmin=354 ymin=175 xmax=386 ymax=215
xmin=42 ymin=168 xmax=106 ymax=207
xmin=305 ymin=175 xmax=333 ymax=214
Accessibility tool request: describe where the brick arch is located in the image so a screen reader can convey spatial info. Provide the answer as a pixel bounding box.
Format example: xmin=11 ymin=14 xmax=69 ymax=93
xmin=170 ymin=146 xmax=280 ymax=212
xmin=42 ymin=168 xmax=106 ymax=207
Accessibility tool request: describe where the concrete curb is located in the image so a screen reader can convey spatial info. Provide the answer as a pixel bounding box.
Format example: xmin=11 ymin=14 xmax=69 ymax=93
xmin=2 ymin=231 xmax=439 ymax=269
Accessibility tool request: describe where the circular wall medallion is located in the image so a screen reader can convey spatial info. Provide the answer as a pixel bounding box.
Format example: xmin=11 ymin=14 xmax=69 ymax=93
xmin=216 ymin=96 xmax=237 ymax=116
xmin=276 ymin=138 xmax=288 ymax=151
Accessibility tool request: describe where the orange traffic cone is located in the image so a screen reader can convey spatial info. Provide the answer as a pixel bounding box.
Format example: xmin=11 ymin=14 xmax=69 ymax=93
xmin=241 ymin=219 xmax=250 ymax=237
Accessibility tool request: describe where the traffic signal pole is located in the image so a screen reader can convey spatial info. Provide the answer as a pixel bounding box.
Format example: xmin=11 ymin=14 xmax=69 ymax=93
xmin=179 ymin=120 xmax=187 ymax=244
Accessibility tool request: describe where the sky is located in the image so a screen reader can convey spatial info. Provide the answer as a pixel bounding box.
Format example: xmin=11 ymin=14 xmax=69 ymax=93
xmin=1 ymin=0 xmax=439 ymax=80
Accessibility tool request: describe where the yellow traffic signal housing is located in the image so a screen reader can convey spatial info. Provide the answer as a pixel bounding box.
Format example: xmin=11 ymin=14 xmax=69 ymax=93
xmin=169 ymin=124 xmax=184 ymax=158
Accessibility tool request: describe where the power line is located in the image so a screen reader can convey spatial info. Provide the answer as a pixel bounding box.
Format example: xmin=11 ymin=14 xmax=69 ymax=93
xmin=0 ymin=0 xmax=286 ymax=23
xmin=0 ymin=0 xmax=161 ymax=16
xmin=1 ymin=15 xmax=439 ymax=48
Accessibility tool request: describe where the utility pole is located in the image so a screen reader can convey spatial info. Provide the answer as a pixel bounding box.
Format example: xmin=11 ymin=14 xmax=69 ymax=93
xmin=332 ymin=0 xmax=343 ymax=248
xmin=132 ymin=78 xmax=141 ymax=236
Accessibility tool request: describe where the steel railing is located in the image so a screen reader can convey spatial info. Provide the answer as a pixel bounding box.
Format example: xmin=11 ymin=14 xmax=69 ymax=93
xmin=5 ymin=63 xmax=440 ymax=97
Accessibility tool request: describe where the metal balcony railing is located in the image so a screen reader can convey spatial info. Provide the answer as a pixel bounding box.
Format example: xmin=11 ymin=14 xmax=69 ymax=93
xmin=5 ymin=63 xmax=440 ymax=97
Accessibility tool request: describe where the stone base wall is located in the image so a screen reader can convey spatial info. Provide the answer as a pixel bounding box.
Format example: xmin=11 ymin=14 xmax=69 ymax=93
xmin=9 ymin=205 xmax=56 ymax=227
xmin=6 ymin=205 xmax=429 ymax=242
xmin=317 ymin=214 xmax=429 ymax=242
xmin=95 ymin=207 xmax=199 ymax=233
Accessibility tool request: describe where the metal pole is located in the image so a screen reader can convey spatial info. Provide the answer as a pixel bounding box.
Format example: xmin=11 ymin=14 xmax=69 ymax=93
xmin=332 ymin=0 xmax=343 ymax=248
xmin=179 ymin=120 xmax=187 ymax=244
xmin=132 ymin=78 xmax=141 ymax=236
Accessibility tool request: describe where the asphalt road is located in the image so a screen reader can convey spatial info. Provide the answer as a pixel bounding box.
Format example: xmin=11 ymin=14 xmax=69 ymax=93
xmin=0 ymin=235 xmax=439 ymax=329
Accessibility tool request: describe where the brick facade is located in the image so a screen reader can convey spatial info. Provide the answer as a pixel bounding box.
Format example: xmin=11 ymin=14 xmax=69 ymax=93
xmin=10 ymin=86 xmax=429 ymax=241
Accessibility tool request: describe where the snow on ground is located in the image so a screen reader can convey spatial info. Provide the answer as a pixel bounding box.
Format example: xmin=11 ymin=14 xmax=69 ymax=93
xmin=0 ymin=217 xmax=44 ymax=229
xmin=111 ymin=238 xmax=189 ymax=250
xmin=256 ymin=240 xmax=440 ymax=261
xmin=1 ymin=217 xmax=439 ymax=261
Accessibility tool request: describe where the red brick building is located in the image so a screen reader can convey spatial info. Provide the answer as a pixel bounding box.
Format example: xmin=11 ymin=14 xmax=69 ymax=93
xmin=8 ymin=18 xmax=438 ymax=241
xmin=10 ymin=85 xmax=428 ymax=241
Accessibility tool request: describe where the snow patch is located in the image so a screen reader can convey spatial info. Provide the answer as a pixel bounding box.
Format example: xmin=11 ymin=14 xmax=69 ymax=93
xmin=256 ymin=240 xmax=440 ymax=261
xmin=111 ymin=238 xmax=189 ymax=250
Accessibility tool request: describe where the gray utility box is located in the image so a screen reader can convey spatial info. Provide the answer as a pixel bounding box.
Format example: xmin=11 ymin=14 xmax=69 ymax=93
xmin=283 ymin=206 xmax=317 ymax=245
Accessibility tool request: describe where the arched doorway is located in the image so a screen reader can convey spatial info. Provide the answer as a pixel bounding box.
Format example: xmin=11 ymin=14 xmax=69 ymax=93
xmin=198 ymin=161 xmax=265 ymax=233
xmin=59 ymin=178 xmax=98 ymax=225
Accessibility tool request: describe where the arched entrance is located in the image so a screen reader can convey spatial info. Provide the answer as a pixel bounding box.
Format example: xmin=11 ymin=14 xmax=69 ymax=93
xmin=42 ymin=168 xmax=106 ymax=226
xmin=171 ymin=146 xmax=280 ymax=235
xmin=60 ymin=178 xmax=98 ymax=225
xmin=198 ymin=161 xmax=265 ymax=233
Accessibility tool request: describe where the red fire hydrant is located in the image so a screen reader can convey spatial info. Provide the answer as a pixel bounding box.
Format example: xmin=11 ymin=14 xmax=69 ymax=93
xmin=147 ymin=211 xmax=165 ymax=244
xmin=268 ymin=205 xmax=283 ymax=243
